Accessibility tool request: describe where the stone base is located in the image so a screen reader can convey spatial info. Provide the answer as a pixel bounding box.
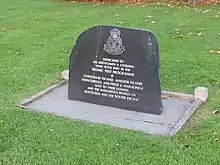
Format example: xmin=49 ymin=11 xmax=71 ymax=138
xmin=18 ymin=81 xmax=206 ymax=136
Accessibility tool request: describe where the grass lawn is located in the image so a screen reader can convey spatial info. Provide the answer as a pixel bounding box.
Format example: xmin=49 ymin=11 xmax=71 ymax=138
xmin=1 ymin=0 xmax=220 ymax=164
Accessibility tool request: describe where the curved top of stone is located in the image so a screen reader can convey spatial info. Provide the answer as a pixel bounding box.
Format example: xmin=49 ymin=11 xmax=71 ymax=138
xmin=71 ymin=25 xmax=160 ymax=68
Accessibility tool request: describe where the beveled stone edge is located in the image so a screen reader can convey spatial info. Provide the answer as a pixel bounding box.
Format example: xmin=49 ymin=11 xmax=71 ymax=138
xmin=17 ymin=80 xmax=67 ymax=109
xmin=169 ymin=98 xmax=204 ymax=136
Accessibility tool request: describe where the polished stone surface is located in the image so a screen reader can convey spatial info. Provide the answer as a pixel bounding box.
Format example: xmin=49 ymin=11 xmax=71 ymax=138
xmin=68 ymin=25 xmax=162 ymax=115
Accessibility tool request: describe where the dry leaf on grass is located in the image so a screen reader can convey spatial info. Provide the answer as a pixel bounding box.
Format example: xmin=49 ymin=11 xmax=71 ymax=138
xmin=209 ymin=50 xmax=216 ymax=54
xmin=194 ymin=8 xmax=199 ymax=12
xmin=184 ymin=136 xmax=188 ymax=140
xmin=188 ymin=32 xmax=193 ymax=36
xmin=213 ymin=132 xmax=220 ymax=135
xmin=212 ymin=110 xmax=219 ymax=114
xmin=168 ymin=4 xmax=174 ymax=8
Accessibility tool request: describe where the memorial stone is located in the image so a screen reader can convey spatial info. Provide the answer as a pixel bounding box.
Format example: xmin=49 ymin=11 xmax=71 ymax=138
xmin=68 ymin=25 xmax=163 ymax=115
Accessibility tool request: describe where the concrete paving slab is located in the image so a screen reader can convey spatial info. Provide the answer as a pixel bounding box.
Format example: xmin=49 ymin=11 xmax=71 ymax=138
xmin=19 ymin=81 xmax=204 ymax=136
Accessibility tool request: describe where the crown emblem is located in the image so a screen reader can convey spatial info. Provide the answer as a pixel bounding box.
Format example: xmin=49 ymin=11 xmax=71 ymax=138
xmin=110 ymin=28 xmax=120 ymax=36
xmin=103 ymin=28 xmax=125 ymax=56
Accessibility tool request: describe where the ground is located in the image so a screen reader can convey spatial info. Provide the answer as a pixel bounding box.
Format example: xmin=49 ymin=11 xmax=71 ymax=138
xmin=0 ymin=0 xmax=220 ymax=164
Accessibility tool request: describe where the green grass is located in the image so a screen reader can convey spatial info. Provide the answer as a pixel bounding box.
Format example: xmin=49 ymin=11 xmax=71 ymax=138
xmin=1 ymin=0 xmax=220 ymax=164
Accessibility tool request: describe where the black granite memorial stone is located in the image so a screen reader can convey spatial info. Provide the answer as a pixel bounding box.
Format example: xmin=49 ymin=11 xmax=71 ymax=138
xmin=68 ymin=25 xmax=163 ymax=115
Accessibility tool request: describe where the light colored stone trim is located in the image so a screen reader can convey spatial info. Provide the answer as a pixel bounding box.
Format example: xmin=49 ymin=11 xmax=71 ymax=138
xmin=169 ymin=98 xmax=204 ymax=136
xmin=18 ymin=80 xmax=66 ymax=108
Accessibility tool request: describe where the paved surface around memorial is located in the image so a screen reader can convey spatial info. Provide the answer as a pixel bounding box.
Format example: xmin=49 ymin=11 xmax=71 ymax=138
xmin=25 ymin=83 xmax=192 ymax=135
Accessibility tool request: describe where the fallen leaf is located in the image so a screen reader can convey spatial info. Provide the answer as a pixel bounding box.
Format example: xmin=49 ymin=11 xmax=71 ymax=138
xmin=212 ymin=110 xmax=219 ymax=114
xmin=184 ymin=136 xmax=188 ymax=140
xmin=176 ymin=35 xmax=184 ymax=38
xmin=92 ymin=4 xmax=99 ymax=8
xmin=197 ymin=32 xmax=203 ymax=36
xmin=117 ymin=21 xmax=123 ymax=24
xmin=188 ymin=32 xmax=193 ymax=36
xmin=79 ymin=149 xmax=84 ymax=152
xmin=194 ymin=8 xmax=199 ymax=12
xmin=64 ymin=49 xmax=68 ymax=53
xmin=209 ymin=50 xmax=216 ymax=54
xmin=16 ymin=52 xmax=23 ymax=55
xmin=168 ymin=4 xmax=174 ymax=8
xmin=202 ymin=10 xmax=210 ymax=13
xmin=213 ymin=132 xmax=220 ymax=135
